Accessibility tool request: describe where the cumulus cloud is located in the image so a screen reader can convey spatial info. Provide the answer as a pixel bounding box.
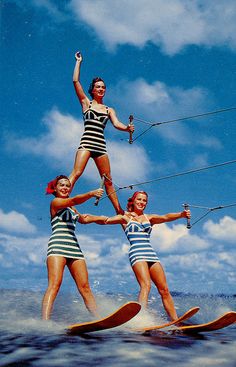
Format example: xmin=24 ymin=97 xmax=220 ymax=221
xmin=197 ymin=136 xmax=223 ymax=150
xmin=165 ymin=251 xmax=235 ymax=274
xmin=31 ymin=0 xmax=69 ymax=22
xmin=151 ymin=222 xmax=209 ymax=254
xmin=5 ymin=108 xmax=81 ymax=171
xmin=203 ymin=216 xmax=236 ymax=242
xmin=69 ymin=0 xmax=236 ymax=55
xmin=107 ymin=141 xmax=149 ymax=184
xmin=0 ymin=233 xmax=48 ymax=267
xmin=0 ymin=209 xmax=37 ymax=234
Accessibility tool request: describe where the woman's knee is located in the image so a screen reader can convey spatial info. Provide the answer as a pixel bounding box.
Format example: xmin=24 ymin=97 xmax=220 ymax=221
xmin=78 ymin=281 xmax=92 ymax=295
xmin=47 ymin=278 xmax=62 ymax=294
xmin=104 ymin=173 xmax=114 ymax=187
xmin=140 ymin=280 xmax=151 ymax=294
xmin=72 ymin=168 xmax=83 ymax=180
xmin=158 ymin=285 xmax=170 ymax=298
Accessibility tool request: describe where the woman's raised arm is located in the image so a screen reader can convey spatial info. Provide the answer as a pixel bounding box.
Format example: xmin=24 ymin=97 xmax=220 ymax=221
xmin=73 ymin=51 xmax=90 ymax=110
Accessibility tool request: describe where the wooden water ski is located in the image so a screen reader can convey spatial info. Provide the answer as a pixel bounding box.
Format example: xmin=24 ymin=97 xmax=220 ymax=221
xmin=176 ymin=311 xmax=236 ymax=333
xmin=67 ymin=301 xmax=141 ymax=335
xmin=135 ymin=306 xmax=200 ymax=332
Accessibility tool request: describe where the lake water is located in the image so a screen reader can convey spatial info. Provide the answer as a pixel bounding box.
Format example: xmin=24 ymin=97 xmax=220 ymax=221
xmin=0 ymin=290 xmax=235 ymax=367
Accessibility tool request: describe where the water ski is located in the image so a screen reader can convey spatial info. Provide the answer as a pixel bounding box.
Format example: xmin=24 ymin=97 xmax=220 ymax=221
xmin=136 ymin=306 xmax=200 ymax=333
xmin=67 ymin=301 xmax=141 ymax=335
xmin=176 ymin=311 xmax=236 ymax=333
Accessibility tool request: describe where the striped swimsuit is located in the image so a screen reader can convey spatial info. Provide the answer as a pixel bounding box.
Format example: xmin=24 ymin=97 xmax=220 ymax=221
xmin=78 ymin=102 xmax=109 ymax=156
xmin=125 ymin=215 xmax=160 ymax=267
xmin=47 ymin=207 xmax=84 ymax=260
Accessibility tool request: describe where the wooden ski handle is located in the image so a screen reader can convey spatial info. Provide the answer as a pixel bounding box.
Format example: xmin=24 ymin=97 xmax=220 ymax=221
xmin=94 ymin=175 xmax=105 ymax=206
xmin=128 ymin=115 xmax=134 ymax=144
xmin=183 ymin=203 xmax=191 ymax=229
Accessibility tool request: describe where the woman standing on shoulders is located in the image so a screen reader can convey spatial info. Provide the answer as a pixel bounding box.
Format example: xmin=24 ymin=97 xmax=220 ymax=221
xmin=102 ymin=191 xmax=191 ymax=321
xmin=69 ymin=51 xmax=134 ymax=214
xmin=42 ymin=175 xmax=106 ymax=320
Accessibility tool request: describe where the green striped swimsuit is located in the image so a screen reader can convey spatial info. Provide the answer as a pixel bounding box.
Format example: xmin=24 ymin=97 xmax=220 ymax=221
xmin=47 ymin=207 xmax=84 ymax=259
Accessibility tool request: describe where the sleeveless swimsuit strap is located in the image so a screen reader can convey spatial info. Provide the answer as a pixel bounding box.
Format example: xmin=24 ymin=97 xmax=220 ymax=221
xmin=143 ymin=214 xmax=151 ymax=224
xmin=89 ymin=101 xmax=109 ymax=114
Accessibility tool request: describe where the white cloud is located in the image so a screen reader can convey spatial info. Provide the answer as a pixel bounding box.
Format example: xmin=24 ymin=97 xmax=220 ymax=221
xmin=165 ymin=249 xmax=236 ymax=273
xmin=31 ymin=0 xmax=68 ymax=21
xmin=218 ymin=252 xmax=236 ymax=267
xmin=107 ymin=141 xmax=149 ymax=184
xmin=5 ymin=108 xmax=81 ymax=170
xmin=189 ymin=153 xmax=209 ymax=168
xmin=197 ymin=136 xmax=222 ymax=150
xmin=151 ymin=222 xmax=209 ymax=253
xmin=79 ymin=232 xmax=129 ymax=273
xmin=0 ymin=233 xmax=48 ymax=267
xmin=0 ymin=209 xmax=36 ymax=234
xmin=78 ymin=234 xmax=104 ymax=267
xmin=203 ymin=216 xmax=236 ymax=242
xmin=69 ymin=0 xmax=236 ymax=55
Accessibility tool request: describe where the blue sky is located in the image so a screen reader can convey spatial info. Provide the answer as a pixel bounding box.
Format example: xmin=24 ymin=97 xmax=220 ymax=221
xmin=1 ymin=0 xmax=236 ymax=296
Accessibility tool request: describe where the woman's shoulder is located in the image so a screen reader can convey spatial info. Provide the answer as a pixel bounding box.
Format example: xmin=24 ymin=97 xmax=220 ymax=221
xmin=71 ymin=206 xmax=80 ymax=215
xmin=108 ymin=106 xmax=115 ymax=114
xmin=50 ymin=197 xmax=59 ymax=208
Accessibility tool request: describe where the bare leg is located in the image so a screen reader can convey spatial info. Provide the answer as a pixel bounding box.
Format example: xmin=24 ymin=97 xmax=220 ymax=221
xmin=68 ymin=259 xmax=98 ymax=318
xmin=132 ymin=261 xmax=151 ymax=308
xmin=69 ymin=149 xmax=91 ymax=190
xmin=94 ymin=154 xmax=123 ymax=214
xmin=42 ymin=256 xmax=66 ymax=320
xmin=150 ymin=262 xmax=178 ymax=320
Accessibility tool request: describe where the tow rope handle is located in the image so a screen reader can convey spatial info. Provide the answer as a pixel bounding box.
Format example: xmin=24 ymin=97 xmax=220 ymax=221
xmin=183 ymin=203 xmax=191 ymax=229
xmin=94 ymin=175 xmax=105 ymax=206
xmin=129 ymin=115 xmax=134 ymax=144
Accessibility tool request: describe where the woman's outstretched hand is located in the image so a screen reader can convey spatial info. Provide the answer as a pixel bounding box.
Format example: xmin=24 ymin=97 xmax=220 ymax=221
xmin=182 ymin=210 xmax=191 ymax=219
xmin=127 ymin=123 xmax=135 ymax=133
xmin=91 ymin=188 xmax=104 ymax=198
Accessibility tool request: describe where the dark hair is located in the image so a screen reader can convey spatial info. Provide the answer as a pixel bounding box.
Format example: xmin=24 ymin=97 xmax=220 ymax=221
xmin=88 ymin=77 xmax=106 ymax=98
xmin=55 ymin=175 xmax=69 ymax=184
xmin=45 ymin=175 xmax=70 ymax=196
xmin=126 ymin=191 xmax=148 ymax=212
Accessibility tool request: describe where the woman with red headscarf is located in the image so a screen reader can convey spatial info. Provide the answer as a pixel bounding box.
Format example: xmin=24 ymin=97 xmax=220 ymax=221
xmin=42 ymin=175 xmax=106 ymax=320
xmin=101 ymin=191 xmax=191 ymax=321
xmin=69 ymin=51 xmax=134 ymax=214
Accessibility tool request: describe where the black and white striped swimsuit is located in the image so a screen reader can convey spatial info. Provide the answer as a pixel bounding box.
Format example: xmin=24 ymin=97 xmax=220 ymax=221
xmin=78 ymin=102 xmax=109 ymax=156
xmin=125 ymin=215 xmax=160 ymax=267
xmin=47 ymin=207 xmax=84 ymax=260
